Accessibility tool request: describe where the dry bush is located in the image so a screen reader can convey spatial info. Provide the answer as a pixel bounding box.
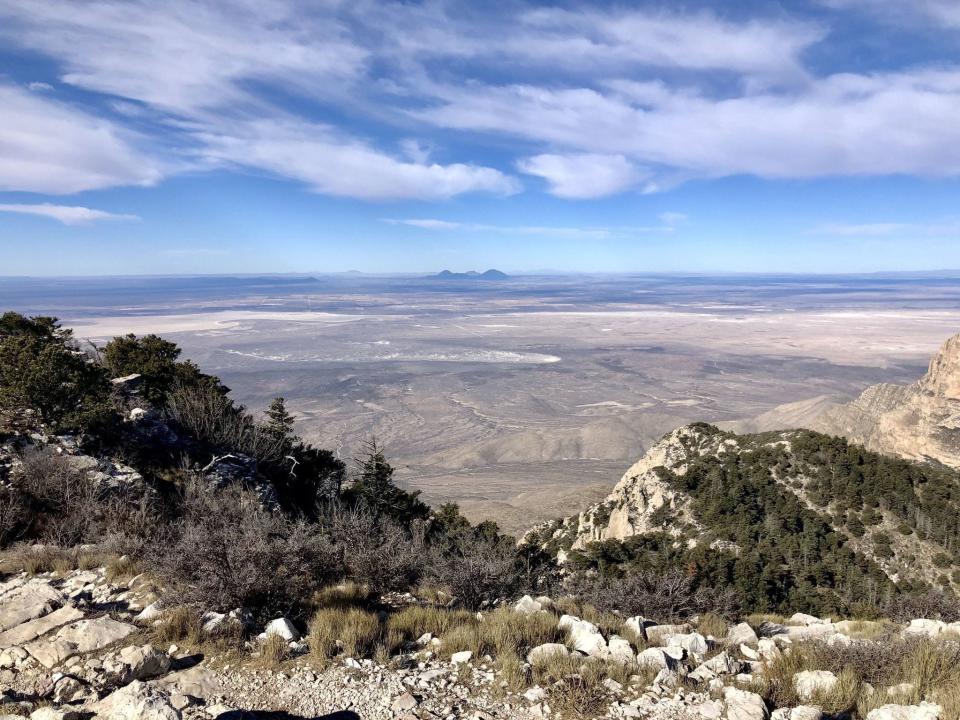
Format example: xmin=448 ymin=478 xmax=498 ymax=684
xmin=165 ymin=382 xmax=286 ymax=465
xmin=573 ymin=569 xmax=739 ymax=623
xmin=425 ymin=533 xmax=524 ymax=610
xmin=146 ymin=481 xmax=342 ymax=622
xmin=6 ymin=447 xmax=158 ymax=550
xmin=260 ymin=633 xmax=290 ymax=668
xmin=0 ymin=486 xmax=28 ymax=547
xmin=323 ymin=503 xmax=424 ymax=594
xmin=886 ymin=590 xmax=960 ymax=623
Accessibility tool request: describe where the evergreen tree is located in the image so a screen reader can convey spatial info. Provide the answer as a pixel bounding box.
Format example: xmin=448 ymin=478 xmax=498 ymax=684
xmin=265 ymin=397 xmax=297 ymax=442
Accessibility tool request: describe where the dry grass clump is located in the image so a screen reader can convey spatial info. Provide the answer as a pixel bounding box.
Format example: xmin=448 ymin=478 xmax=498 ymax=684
xmin=388 ymin=605 xmax=477 ymax=641
xmin=105 ymin=554 xmax=141 ymax=582
xmin=811 ymin=667 xmax=862 ymax=716
xmin=697 ymin=612 xmax=729 ymax=639
xmin=309 ymin=608 xmax=383 ymax=662
xmin=259 ymin=633 xmax=290 ymax=668
xmin=6 ymin=545 xmax=76 ymax=575
xmin=481 ymin=608 xmax=566 ymax=657
xmin=313 ymin=582 xmax=371 ymax=611
xmin=437 ymin=608 xmax=568 ymax=660
xmin=152 ymin=606 xmax=204 ymax=646
xmin=753 ymin=637 xmax=960 ymax=719
xmin=497 ymin=650 xmax=528 ymax=693
xmin=532 ymin=653 xmax=609 ymax=719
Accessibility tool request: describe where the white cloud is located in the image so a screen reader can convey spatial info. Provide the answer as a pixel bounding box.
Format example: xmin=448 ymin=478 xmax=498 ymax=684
xmin=517 ymin=153 xmax=646 ymax=198
xmin=820 ymin=0 xmax=960 ymax=28
xmin=0 ymin=203 xmax=139 ymax=225
xmin=418 ymin=68 xmax=960 ymax=186
xmin=0 ymin=0 xmax=368 ymax=116
xmin=0 ymin=83 xmax=163 ymax=194
xmin=27 ymin=81 xmax=52 ymax=91
xmin=195 ymin=119 xmax=519 ymax=201
xmin=512 ymin=8 xmax=822 ymax=80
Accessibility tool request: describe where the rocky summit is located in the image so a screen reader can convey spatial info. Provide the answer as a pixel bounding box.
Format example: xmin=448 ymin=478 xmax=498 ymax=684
xmin=528 ymin=423 xmax=960 ymax=596
xmin=1 ymin=566 xmax=959 ymax=720
xmin=812 ymin=333 xmax=960 ymax=469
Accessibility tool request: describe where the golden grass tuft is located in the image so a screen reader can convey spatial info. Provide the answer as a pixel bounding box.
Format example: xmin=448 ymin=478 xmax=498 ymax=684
xmin=308 ymin=607 xmax=383 ymax=662
xmin=697 ymin=612 xmax=730 ymax=639
xmin=152 ymin=606 xmax=204 ymax=646
xmin=105 ymin=554 xmax=141 ymax=582
xmin=313 ymin=582 xmax=371 ymax=611
xmin=259 ymin=633 xmax=290 ymax=668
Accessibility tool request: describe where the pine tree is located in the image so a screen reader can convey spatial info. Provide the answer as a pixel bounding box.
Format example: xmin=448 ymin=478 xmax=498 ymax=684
xmin=265 ymin=397 xmax=296 ymax=441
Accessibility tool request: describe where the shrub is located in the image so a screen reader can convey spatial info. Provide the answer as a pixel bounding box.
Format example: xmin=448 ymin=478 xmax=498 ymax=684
xmin=886 ymin=590 xmax=960 ymax=623
xmin=0 ymin=312 xmax=110 ymax=431
xmin=573 ymin=568 xmax=739 ymax=622
xmin=425 ymin=533 xmax=524 ymax=610
xmin=323 ymin=503 xmax=424 ymax=594
xmin=146 ymin=481 xmax=342 ymax=622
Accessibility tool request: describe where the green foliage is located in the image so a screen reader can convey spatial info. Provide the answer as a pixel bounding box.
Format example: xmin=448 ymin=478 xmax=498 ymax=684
xmin=343 ymin=439 xmax=430 ymax=525
xmin=265 ymin=397 xmax=297 ymax=442
xmin=103 ymin=333 xmax=182 ymax=405
xmin=0 ymin=312 xmax=110 ymax=431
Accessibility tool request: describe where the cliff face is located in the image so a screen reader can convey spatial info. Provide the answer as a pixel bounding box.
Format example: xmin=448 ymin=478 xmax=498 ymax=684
xmin=813 ymin=333 xmax=960 ymax=468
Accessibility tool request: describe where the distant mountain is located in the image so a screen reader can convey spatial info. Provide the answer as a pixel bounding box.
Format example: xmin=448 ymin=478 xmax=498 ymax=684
xmin=526 ymin=423 xmax=960 ymax=613
xmin=429 ymin=269 xmax=510 ymax=280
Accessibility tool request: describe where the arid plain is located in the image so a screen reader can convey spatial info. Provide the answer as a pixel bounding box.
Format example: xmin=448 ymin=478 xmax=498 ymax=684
xmin=6 ymin=273 xmax=960 ymax=534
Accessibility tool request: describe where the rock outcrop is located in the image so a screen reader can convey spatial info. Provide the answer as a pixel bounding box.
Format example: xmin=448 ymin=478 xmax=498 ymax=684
xmin=812 ymin=333 xmax=960 ymax=468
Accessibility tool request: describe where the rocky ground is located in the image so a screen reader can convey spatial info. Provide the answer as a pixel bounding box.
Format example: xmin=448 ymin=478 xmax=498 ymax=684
xmin=1 ymin=564 xmax=958 ymax=720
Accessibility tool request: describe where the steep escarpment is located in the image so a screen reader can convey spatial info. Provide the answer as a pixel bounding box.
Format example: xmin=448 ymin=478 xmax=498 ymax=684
xmin=811 ymin=333 xmax=960 ymax=468
xmin=528 ymin=423 xmax=960 ymax=611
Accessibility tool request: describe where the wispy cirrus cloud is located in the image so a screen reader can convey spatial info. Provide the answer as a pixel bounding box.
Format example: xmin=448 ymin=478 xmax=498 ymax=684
xmin=0 ymin=83 xmax=163 ymax=195
xmin=1 ymin=0 xmax=959 ymax=205
xmin=814 ymin=221 xmax=960 ymax=236
xmin=383 ymin=216 xmax=686 ymax=239
xmin=0 ymin=203 xmax=139 ymax=225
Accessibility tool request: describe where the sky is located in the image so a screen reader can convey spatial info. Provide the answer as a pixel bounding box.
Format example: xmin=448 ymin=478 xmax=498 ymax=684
xmin=1 ymin=0 xmax=960 ymax=275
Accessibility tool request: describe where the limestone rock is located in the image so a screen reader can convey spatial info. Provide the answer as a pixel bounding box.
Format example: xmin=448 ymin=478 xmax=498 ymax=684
xmin=814 ymin=334 xmax=960 ymax=469
xmin=264 ymin=618 xmax=300 ymax=642
xmin=527 ymin=643 xmax=568 ymax=665
xmin=727 ymin=623 xmax=759 ymax=646
xmin=94 ymin=680 xmax=181 ymax=720
xmin=866 ymin=703 xmax=943 ymax=720
xmin=723 ymin=687 xmax=769 ymax=720
xmin=794 ymin=670 xmax=839 ymax=702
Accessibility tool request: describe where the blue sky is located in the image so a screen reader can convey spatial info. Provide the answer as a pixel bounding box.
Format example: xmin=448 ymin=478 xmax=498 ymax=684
xmin=1 ymin=0 xmax=960 ymax=275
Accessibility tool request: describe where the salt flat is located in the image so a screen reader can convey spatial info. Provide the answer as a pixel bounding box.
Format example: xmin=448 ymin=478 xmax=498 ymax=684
xmin=5 ymin=272 xmax=959 ymax=534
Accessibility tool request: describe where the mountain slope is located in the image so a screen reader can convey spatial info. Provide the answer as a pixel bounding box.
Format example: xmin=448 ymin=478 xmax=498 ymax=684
xmin=811 ymin=333 xmax=960 ymax=468
xmin=527 ymin=423 xmax=960 ymax=613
